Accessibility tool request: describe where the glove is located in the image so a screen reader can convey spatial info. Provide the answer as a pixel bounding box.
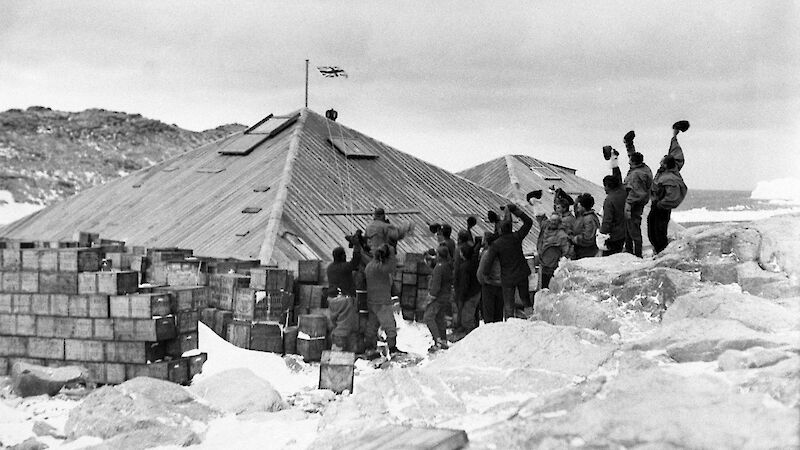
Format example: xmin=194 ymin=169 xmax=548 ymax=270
xmin=624 ymin=204 xmax=632 ymax=220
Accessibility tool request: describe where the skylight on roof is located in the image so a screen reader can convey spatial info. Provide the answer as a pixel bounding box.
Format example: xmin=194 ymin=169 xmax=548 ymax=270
xmin=329 ymin=137 xmax=378 ymax=159
xmin=245 ymin=113 xmax=300 ymax=136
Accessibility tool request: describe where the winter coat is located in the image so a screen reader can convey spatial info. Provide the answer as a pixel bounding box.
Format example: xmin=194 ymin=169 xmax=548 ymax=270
xmin=364 ymin=254 xmax=397 ymax=305
xmin=326 ymin=246 xmax=362 ymax=297
xmin=537 ymin=224 xmax=571 ymax=269
xmin=572 ymin=210 xmax=600 ymax=259
xmin=651 ymin=136 xmax=688 ymax=209
xmin=456 ymin=252 xmax=481 ymax=301
xmin=625 ymin=163 xmax=653 ymax=207
xmin=428 ymin=260 xmax=453 ymax=302
xmin=600 ymin=187 xmax=627 ymax=242
xmin=477 ymin=248 xmax=502 ymax=286
xmin=559 ymin=211 xmax=577 ymax=237
xmin=483 ymin=208 xmax=533 ymax=287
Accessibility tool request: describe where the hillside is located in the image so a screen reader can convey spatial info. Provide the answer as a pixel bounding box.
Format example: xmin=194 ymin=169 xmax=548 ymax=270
xmin=0 ymin=106 xmax=245 ymax=204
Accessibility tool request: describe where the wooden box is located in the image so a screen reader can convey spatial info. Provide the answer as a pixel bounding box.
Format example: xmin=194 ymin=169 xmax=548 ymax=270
xmin=232 ymin=288 xmax=257 ymax=321
xmin=165 ymin=331 xmax=198 ymax=357
xmin=319 ymin=350 xmax=355 ymax=394
xmin=200 ymin=307 xmax=216 ymax=329
xmin=0 ymin=314 xmax=35 ymax=336
xmin=58 ymin=248 xmax=102 ymax=272
xmin=297 ymin=260 xmax=322 ymax=283
xmin=227 ymin=320 xmax=251 ymax=349
xmin=0 ymin=294 xmax=10 ymax=313
xmin=401 ymin=273 xmax=417 ymax=285
xmin=402 ymin=253 xmax=425 ymax=273
xmin=65 ymin=339 xmax=105 ymax=362
xmin=20 ymin=271 xmax=39 ymax=293
xmin=401 ymin=308 xmax=415 ymax=321
xmin=213 ymin=310 xmax=232 ymax=337
xmin=250 ymin=323 xmax=283 ymax=353
xmin=400 ymin=286 xmax=417 ymax=309
xmin=73 ymin=232 xmax=100 ymax=248
xmin=0 ymin=336 xmax=27 ymax=356
xmin=109 ymin=293 xmax=171 ymax=318
xmin=39 ymin=250 xmax=59 ymax=272
xmin=167 ymin=358 xmax=190 ymax=385
xmin=126 ymin=361 xmax=169 ymax=381
xmin=253 ymin=291 xmax=287 ymax=323
xmin=39 ymin=272 xmax=78 ymax=294
xmin=105 ymin=341 xmax=165 ymax=364
xmin=165 ymin=260 xmax=207 ymax=287
xmin=93 ymin=318 xmax=114 ymax=340
xmin=208 ymin=273 xmax=250 ymax=310
xmin=188 ymin=353 xmax=207 ymax=378
xmin=105 ymin=362 xmax=126 ymax=384
xmin=31 ymin=294 xmax=49 ymax=314
xmin=49 ymin=294 xmax=70 ymax=316
xmin=12 ymin=293 xmax=32 ymax=314
xmin=113 ymin=317 xmax=177 ymax=341
xmin=21 ymin=249 xmax=40 ymax=271
xmin=2 ymin=272 xmax=21 ymax=292
xmin=249 ymin=268 xmax=289 ymax=291
xmin=1 ymin=249 xmax=21 ymax=270
xmin=97 ymin=271 xmax=139 ymax=295
xmin=155 ymin=286 xmax=208 ymax=312
xmin=175 ymin=311 xmax=199 ymax=333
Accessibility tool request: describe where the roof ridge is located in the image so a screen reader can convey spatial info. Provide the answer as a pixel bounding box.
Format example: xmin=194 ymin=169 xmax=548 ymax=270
xmin=257 ymin=108 xmax=308 ymax=264
xmin=503 ymin=155 xmax=522 ymax=202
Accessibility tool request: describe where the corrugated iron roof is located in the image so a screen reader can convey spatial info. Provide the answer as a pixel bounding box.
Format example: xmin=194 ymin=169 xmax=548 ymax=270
xmin=1 ymin=109 xmax=540 ymax=263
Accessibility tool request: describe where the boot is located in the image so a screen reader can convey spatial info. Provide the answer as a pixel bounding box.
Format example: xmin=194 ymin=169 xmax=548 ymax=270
xmin=388 ymin=346 xmax=406 ymax=356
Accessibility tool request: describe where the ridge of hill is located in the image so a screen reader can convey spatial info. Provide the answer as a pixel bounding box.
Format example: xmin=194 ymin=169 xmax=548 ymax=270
xmin=0 ymin=106 xmax=246 ymax=204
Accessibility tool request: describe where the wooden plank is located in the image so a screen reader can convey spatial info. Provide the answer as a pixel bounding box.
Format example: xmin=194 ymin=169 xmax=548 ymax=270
xmin=318 ymin=209 xmax=422 ymax=216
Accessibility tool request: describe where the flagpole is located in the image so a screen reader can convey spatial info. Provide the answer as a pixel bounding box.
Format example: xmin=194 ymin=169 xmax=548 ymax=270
xmin=304 ymin=59 xmax=309 ymax=108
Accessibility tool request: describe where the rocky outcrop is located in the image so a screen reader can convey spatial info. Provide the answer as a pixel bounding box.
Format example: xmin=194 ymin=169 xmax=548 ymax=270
xmin=10 ymin=362 xmax=86 ymax=397
xmin=189 ymin=368 xmax=286 ymax=414
xmin=532 ymin=290 xmax=621 ymax=335
xmin=64 ymin=377 xmax=216 ymax=449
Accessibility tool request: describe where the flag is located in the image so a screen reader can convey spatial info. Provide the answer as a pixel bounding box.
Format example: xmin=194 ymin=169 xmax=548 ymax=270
xmin=317 ymin=66 xmax=348 ymax=78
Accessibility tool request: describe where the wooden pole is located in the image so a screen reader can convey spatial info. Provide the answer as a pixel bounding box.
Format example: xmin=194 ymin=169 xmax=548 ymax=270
xmin=305 ymin=59 xmax=309 ymax=108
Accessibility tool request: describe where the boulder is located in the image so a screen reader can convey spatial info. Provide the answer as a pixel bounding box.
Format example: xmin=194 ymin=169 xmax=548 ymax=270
xmin=550 ymin=253 xmax=657 ymax=294
xmin=699 ymin=255 xmax=739 ymax=284
xmin=721 ymin=355 xmax=800 ymax=407
xmin=189 ymin=368 xmax=286 ymax=414
xmin=65 ymin=377 xmax=216 ymax=449
xmin=689 ymin=223 xmax=737 ymax=259
xmin=533 ymin=290 xmax=621 ymax=336
xmin=753 ymin=213 xmax=800 ymax=282
xmin=609 ymin=267 xmax=700 ymax=318
xmin=10 ymin=362 xmax=86 ymax=397
xmin=732 ymin=227 xmax=761 ymax=262
xmin=717 ymin=347 xmax=792 ymax=371
xmin=487 ymin=367 xmax=799 ymax=449
xmin=737 ymin=261 xmax=800 ymax=298
xmin=7 ymin=437 xmax=47 ymax=450
xmin=663 ymin=285 xmax=800 ymax=332
xmin=626 ymin=318 xmax=791 ymax=362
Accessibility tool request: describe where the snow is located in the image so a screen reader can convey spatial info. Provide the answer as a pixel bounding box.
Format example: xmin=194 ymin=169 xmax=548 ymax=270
xmin=750 ymin=178 xmax=800 ymax=203
xmin=0 ymin=190 xmax=43 ymax=225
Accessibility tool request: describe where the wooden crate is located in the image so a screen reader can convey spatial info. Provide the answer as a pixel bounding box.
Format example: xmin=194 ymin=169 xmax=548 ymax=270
xmin=126 ymin=361 xmax=169 ymax=381
xmin=154 ymin=286 xmax=208 ymax=312
xmin=165 ymin=331 xmax=198 ymax=357
xmin=49 ymin=294 xmax=70 ymax=316
xmin=213 ymin=310 xmax=233 ymax=337
xmin=227 ymin=320 xmax=251 ymax=349
xmin=105 ymin=341 xmax=165 ymax=363
xmin=37 ymin=316 xmax=93 ymax=339
xmin=165 ymin=260 xmax=207 ymax=287
xmin=58 ymin=248 xmax=102 ymax=272
xmin=113 ymin=317 xmax=177 ymax=341
xmin=319 ymin=350 xmax=355 ymax=394
xmin=109 ymin=293 xmax=171 ymax=319
xmin=402 ymin=253 xmax=425 ymax=273
xmin=232 ymin=287 xmax=257 ymax=321
xmin=93 ymin=318 xmax=114 ymax=340
xmin=175 ymin=311 xmax=199 ymax=333
xmin=65 ymin=339 xmax=105 ymax=362
xmin=200 ymin=307 xmax=216 ymax=329
xmin=297 ymin=260 xmax=322 ymax=283
xmin=39 ymin=272 xmax=79 ymax=294
xmin=1 ymin=249 xmax=21 ymax=270
xmin=249 ymin=268 xmax=289 ymax=291
xmin=73 ymin=232 xmax=100 ymax=248
xmin=400 ymin=286 xmax=417 ymax=309
xmin=0 ymin=314 xmax=35 ymax=336
xmin=12 ymin=293 xmax=33 ymax=314
xmin=31 ymin=294 xmax=49 ymax=314
xmin=0 ymin=294 xmax=11 ymax=313
xmin=20 ymin=272 xmax=39 ymax=293
xmin=297 ymin=285 xmax=327 ymax=310
xmin=401 ymin=273 xmax=418 ymax=285
xmin=68 ymin=295 xmax=91 ymax=317
xmin=0 ymin=336 xmax=28 ymax=356
xmin=188 ymin=353 xmax=207 ymax=378
xmin=2 ymin=272 xmax=20 ymax=292
xmin=21 ymin=249 xmax=40 ymax=271
xmin=250 ymin=322 xmax=282 ymax=353
xmin=39 ymin=250 xmax=59 ymax=272
xmin=254 ymin=291 xmax=288 ymax=323
xmin=208 ymin=273 xmax=250 ymax=310
xmin=167 ymin=358 xmax=190 ymax=385
xmin=96 ymin=271 xmax=139 ymax=295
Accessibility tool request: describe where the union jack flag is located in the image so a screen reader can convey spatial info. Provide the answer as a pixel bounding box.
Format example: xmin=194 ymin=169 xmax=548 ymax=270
xmin=317 ymin=66 xmax=349 ymax=78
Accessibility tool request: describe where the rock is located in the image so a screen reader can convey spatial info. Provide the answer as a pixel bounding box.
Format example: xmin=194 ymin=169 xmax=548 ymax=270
xmin=699 ymin=255 xmax=739 ymax=284
xmin=550 ymin=253 xmax=656 ymax=294
xmin=65 ymin=377 xmax=216 ymax=449
xmin=32 ymin=421 xmax=65 ymax=439
xmin=722 ymin=355 xmax=800 ymax=407
xmin=717 ymin=347 xmax=792 ymax=371
xmin=626 ymin=318 xmax=791 ymax=362
xmin=737 ymin=261 xmax=800 ymax=298
xmin=610 ymin=267 xmax=700 ymax=318
xmin=189 ymin=368 xmax=286 ymax=414
xmin=732 ymin=227 xmax=761 ymax=261
xmin=689 ymin=223 xmax=736 ymax=259
xmin=489 ymin=367 xmax=799 ymax=449
xmin=8 ymin=437 xmax=48 ymax=450
xmin=663 ymin=285 xmax=800 ymax=332
xmin=753 ymin=213 xmax=800 ymax=282
xmin=10 ymin=362 xmax=86 ymax=397
xmin=533 ymin=290 xmax=621 ymax=336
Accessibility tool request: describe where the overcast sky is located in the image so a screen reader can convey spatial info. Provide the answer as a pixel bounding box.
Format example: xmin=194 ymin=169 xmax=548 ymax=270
xmin=1 ymin=1 xmax=798 ymax=190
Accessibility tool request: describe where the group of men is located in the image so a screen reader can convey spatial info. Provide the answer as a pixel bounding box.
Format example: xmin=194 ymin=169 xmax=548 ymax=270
xmin=323 ymin=121 xmax=688 ymax=356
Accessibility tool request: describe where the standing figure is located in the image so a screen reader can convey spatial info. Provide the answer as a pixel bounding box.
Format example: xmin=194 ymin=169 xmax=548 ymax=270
xmin=482 ymin=204 xmax=533 ymax=320
xmin=537 ymin=212 xmax=572 ymax=288
xmin=648 ymin=121 xmax=689 ymax=254
xmin=600 ymin=147 xmax=627 ymax=256
xmin=477 ymin=232 xmax=503 ymax=324
xmin=326 ymin=245 xmax=362 ymax=351
xmin=571 ymin=193 xmax=600 ymax=259
xmin=424 ymin=247 xmax=453 ymax=351
xmin=455 ymin=244 xmax=481 ymax=336
xmin=364 ymin=244 xmax=403 ymax=357
xmin=622 ymin=131 xmax=654 ymax=258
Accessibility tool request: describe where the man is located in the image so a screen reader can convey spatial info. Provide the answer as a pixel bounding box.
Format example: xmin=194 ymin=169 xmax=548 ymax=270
xmin=537 ymin=212 xmax=572 ymax=288
xmin=326 ymin=245 xmax=362 ymax=351
xmin=477 ymin=232 xmax=503 ymax=323
xmin=364 ymin=244 xmax=403 ymax=357
xmin=571 ymin=193 xmax=600 ymax=259
xmin=482 ymin=203 xmax=533 ymax=320
xmin=364 ymin=207 xmax=413 ymax=254
xmin=648 ymin=121 xmax=689 ymax=254
xmin=455 ymin=244 xmax=481 ymax=336
xmin=600 ymin=147 xmax=627 ymax=255
xmin=423 ymin=246 xmax=453 ymax=351
xmin=622 ymin=131 xmax=654 ymax=258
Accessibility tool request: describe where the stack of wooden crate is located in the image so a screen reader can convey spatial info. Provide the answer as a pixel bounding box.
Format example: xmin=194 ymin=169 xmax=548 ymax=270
xmin=0 ymin=239 xmax=207 ymax=385
xmin=396 ymin=253 xmax=432 ymax=322
xmin=293 ymin=260 xmax=328 ymax=319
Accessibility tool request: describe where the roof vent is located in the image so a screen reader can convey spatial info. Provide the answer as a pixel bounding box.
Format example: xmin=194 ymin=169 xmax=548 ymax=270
xmin=325 ymin=109 xmax=338 ymax=121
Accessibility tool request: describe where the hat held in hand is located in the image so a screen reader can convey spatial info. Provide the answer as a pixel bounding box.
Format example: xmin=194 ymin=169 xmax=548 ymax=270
xmin=487 ymin=210 xmax=500 ymax=223
xmin=429 ymin=223 xmax=441 ymax=234
xmin=672 ymin=120 xmax=690 ymax=132
xmin=526 ymin=190 xmax=543 ymax=202
xmin=466 ymin=216 xmax=477 ymax=228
